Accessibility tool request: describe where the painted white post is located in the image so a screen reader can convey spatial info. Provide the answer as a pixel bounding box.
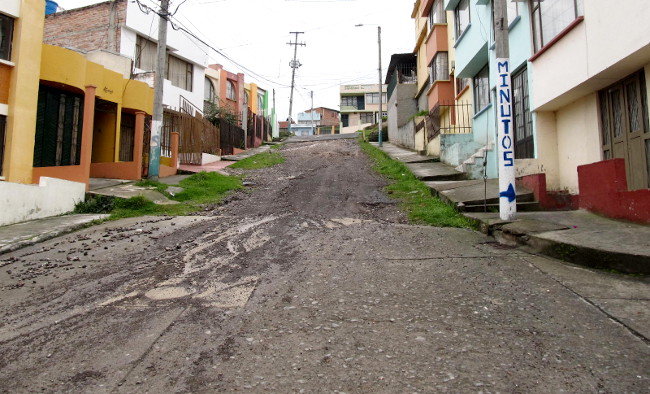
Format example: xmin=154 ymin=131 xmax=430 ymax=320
xmin=494 ymin=0 xmax=516 ymax=220
xmin=495 ymin=59 xmax=516 ymax=220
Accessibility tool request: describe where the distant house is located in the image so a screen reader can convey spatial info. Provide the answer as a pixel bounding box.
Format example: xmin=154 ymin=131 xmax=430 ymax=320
xmin=304 ymin=107 xmax=340 ymax=127
xmin=339 ymin=84 xmax=387 ymax=134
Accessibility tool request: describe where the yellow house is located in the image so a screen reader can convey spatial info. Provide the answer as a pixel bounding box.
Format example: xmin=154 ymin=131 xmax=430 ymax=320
xmin=1 ymin=0 xmax=44 ymax=184
xmin=34 ymin=44 xmax=153 ymax=185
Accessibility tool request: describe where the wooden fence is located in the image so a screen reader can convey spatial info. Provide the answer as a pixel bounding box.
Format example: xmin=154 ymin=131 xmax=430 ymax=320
xmin=162 ymin=108 xmax=245 ymax=165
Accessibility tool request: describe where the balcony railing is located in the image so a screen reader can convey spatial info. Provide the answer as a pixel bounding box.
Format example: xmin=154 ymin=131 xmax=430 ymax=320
xmin=387 ymin=63 xmax=417 ymax=99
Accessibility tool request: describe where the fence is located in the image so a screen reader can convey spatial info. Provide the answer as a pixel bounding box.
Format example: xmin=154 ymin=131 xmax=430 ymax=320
xmin=218 ymin=119 xmax=245 ymax=155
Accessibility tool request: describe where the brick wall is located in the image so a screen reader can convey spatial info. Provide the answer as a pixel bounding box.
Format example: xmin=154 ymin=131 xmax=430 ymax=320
xmin=43 ymin=0 xmax=127 ymax=53
xmin=306 ymin=107 xmax=339 ymax=127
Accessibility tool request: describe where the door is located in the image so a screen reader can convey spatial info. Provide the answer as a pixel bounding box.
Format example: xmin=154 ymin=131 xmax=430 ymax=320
xmin=600 ymin=70 xmax=650 ymax=190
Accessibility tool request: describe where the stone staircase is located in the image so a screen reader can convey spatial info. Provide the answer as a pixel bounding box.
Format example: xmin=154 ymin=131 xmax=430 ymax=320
xmin=375 ymin=142 xmax=538 ymax=212
xmin=455 ymin=142 xmax=494 ymax=180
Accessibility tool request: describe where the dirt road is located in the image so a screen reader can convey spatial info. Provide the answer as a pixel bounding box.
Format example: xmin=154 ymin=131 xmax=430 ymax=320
xmin=1 ymin=138 xmax=649 ymax=392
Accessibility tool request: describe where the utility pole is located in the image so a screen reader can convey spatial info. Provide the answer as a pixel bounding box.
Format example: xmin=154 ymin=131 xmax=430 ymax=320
xmin=148 ymin=0 xmax=169 ymax=180
xmin=272 ymin=88 xmax=278 ymax=138
xmin=310 ymin=90 xmax=314 ymax=136
xmin=287 ymin=32 xmax=305 ymax=135
xmin=377 ymin=26 xmax=383 ymax=147
xmin=493 ymin=0 xmax=516 ymax=220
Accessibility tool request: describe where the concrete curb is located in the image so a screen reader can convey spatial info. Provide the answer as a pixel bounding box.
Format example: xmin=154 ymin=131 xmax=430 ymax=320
xmin=468 ymin=214 xmax=650 ymax=275
xmin=0 ymin=214 xmax=109 ymax=257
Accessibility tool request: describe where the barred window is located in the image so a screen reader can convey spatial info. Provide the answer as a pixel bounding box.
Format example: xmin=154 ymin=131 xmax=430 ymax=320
xmin=33 ymin=85 xmax=84 ymax=167
xmin=0 ymin=13 xmax=14 ymax=61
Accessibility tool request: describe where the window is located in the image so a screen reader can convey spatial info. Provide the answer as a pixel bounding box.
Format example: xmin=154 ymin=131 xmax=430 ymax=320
xmin=0 ymin=13 xmax=13 ymax=61
xmin=512 ymin=67 xmax=534 ymax=159
xmin=135 ymin=36 xmax=157 ymax=71
xmin=258 ymin=94 xmax=264 ymax=112
xmin=342 ymin=96 xmax=364 ymax=109
xmin=360 ymin=112 xmax=374 ymax=124
xmin=428 ymin=0 xmax=446 ymax=29
xmin=0 ymin=115 xmax=6 ymax=175
xmin=456 ymin=77 xmax=470 ymax=96
xmin=226 ymin=80 xmax=236 ymax=101
xmin=454 ymin=0 xmax=470 ymax=39
xmin=244 ymin=91 xmax=249 ymax=107
xmin=119 ymin=112 xmax=136 ymax=162
xmin=166 ymin=55 xmax=193 ymax=91
xmin=33 ymin=85 xmax=84 ymax=167
xmin=531 ymin=0 xmax=583 ymax=52
xmin=507 ymin=2 xmax=519 ymax=26
xmin=429 ymin=52 xmax=449 ymax=85
xmin=473 ymin=65 xmax=490 ymax=113
xmin=204 ymin=77 xmax=216 ymax=103
xmin=365 ymin=92 xmax=386 ymax=105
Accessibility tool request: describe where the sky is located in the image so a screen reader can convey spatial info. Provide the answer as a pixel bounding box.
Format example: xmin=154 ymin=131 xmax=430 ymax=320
xmin=54 ymin=0 xmax=415 ymax=121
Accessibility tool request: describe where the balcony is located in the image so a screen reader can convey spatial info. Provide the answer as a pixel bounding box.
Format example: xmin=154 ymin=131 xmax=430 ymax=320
xmin=387 ymin=63 xmax=417 ymax=100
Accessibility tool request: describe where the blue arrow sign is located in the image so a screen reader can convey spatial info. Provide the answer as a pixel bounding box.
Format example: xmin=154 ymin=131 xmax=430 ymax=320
xmin=499 ymin=183 xmax=516 ymax=203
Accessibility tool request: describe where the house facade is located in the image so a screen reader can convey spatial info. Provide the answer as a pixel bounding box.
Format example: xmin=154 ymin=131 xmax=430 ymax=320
xmin=339 ymin=83 xmax=387 ymax=134
xmin=0 ymin=0 xmax=156 ymax=226
xmin=524 ymin=0 xmax=650 ymax=222
xmin=43 ymin=0 xmax=208 ymax=115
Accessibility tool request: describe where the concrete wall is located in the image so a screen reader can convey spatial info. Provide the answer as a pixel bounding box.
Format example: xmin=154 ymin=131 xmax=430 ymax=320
xmin=0 ymin=177 xmax=86 ymax=226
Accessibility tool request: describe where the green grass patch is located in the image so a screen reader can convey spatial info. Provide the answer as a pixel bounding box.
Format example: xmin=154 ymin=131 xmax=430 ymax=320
xmin=360 ymin=140 xmax=473 ymax=228
xmin=75 ymin=171 xmax=242 ymax=220
xmin=230 ymin=151 xmax=285 ymax=170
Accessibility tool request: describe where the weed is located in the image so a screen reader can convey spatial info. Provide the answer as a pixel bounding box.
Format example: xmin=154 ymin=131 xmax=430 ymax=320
xmin=360 ymin=141 xmax=473 ymax=228
xmin=230 ymin=152 xmax=285 ymax=170
xmin=74 ymin=195 xmax=116 ymax=214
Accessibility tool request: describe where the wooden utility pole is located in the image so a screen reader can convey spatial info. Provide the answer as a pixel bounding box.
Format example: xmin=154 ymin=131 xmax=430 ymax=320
xmin=148 ymin=0 xmax=169 ymax=180
xmin=493 ymin=0 xmax=516 ymax=220
xmin=377 ymin=26 xmax=383 ymax=147
xmin=287 ymin=32 xmax=305 ymax=135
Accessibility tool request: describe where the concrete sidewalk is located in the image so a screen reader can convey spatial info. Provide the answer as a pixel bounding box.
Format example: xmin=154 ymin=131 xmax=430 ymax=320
xmin=221 ymin=144 xmax=271 ymax=161
xmin=0 ymin=214 xmax=108 ymax=256
xmin=374 ymin=142 xmax=650 ymax=274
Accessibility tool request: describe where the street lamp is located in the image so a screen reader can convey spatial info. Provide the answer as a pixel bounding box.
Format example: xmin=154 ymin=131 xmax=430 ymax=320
xmin=355 ymin=24 xmax=383 ymax=147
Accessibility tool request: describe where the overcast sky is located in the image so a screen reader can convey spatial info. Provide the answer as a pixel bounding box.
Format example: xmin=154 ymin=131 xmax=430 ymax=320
xmin=54 ymin=0 xmax=415 ymax=120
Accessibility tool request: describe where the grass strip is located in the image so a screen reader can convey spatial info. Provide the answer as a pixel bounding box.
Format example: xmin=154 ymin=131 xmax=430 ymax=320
xmin=360 ymin=140 xmax=473 ymax=228
xmin=230 ymin=151 xmax=285 ymax=170
xmin=75 ymin=171 xmax=242 ymax=220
